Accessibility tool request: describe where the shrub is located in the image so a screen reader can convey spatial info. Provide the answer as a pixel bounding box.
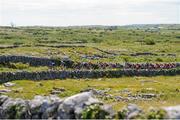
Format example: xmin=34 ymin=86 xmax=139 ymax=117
xmin=147 ymin=109 xmax=166 ymax=119
xmin=13 ymin=42 xmax=23 ymax=46
xmin=121 ymin=56 xmax=130 ymax=62
xmin=92 ymin=38 xmax=103 ymax=43
xmin=10 ymin=62 xmax=29 ymax=69
xmin=3 ymin=35 xmax=13 ymax=39
xmin=6 ymin=104 xmax=27 ymax=119
xmin=156 ymin=58 xmax=163 ymax=62
xmin=117 ymin=109 xmax=127 ymax=119
xmin=175 ymin=36 xmax=180 ymax=39
xmin=81 ymin=104 xmax=110 ymax=119
xmin=117 ymin=108 xmax=145 ymax=119
xmin=80 ymin=39 xmax=88 ymax=43
xmin=145 ymin=39 xmax=156 ymax=45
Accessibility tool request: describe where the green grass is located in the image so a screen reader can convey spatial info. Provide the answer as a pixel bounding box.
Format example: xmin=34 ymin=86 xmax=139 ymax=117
xmin=0 ymin=66 xmax=49 ymax=72
xmin=0 ymin=26 xmax=179 ymax=111
xmin=0 ymin=26 xmax=179 ymax=63
xmin=0 ymin=76 xmax=179 ymax=110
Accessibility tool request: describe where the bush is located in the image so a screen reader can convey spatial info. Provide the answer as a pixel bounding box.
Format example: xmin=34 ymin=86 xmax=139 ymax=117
xmin=175 ymin=36 xmax=180 ymax=39
xmin=122 ymin=56 xmax=130 ymax=62
xmin=80 ymin=39 xmax=88 ymax=43
xmin=117 ymin=109 xmax=127 ymax=119
xmin=10 ymin=63 xmax=29 ymax=69
xmin=156 ymin=58 xmax=163 ymax=62
xmin=117 ymin=108 xmax=145 ymax=119
xmin=92 ymin=38 xmax=103 ymax=43
xmin=145 ymin=39 xmax=156 ymax=45
xmin=147 ymin=109 xmax=166 ymax=119
xmin=81 ymin=104 xmax=110 ymax=119
xmin=13 ymin=42 xmax=23 ymax=46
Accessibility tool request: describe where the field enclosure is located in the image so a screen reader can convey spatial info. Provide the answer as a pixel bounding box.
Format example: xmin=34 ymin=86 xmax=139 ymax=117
xmin=0 ymin=25 xmax=180 ymax=110
xmin=0 ymin=25 xmax=180 ymax=63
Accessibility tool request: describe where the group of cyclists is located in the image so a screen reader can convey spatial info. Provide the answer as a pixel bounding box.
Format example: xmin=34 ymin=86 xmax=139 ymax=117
xmin=68 ymin=62 xmax=179 ymax=70
xmin=72 ymin=62 xmax=123 ymax=69
xmin=125 ymin=63 xmax=178 ymax=70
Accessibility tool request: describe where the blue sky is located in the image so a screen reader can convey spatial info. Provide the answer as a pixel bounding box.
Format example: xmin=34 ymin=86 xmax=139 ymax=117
xmin=0 ymin=0 xmax=179 ymax=26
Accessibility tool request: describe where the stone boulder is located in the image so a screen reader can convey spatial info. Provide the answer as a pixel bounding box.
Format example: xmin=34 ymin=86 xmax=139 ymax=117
xmin=118 ymin=104 xmax=144 ymax=119
xmin=57 ymin=92 xmax=101 ymax=119
xmin=28 ymin=95 xmax=62 ymax=119
xmin=0 ymin=97 xmax=29 ymax=119
xmin=164 ymin=105 xmax=180 ymax=119
xmin=3 ymin=82 xmax=16 ymax=87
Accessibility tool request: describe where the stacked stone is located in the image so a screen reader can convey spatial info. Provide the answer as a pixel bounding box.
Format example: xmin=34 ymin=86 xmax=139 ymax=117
xmin=73 ymin=62 xmax=124 ymax=69
xmin=35 ymin=44 xmax=86 ymax=48
xmin=0 ymin=92 xmax=110 ymax=119
xmin=0 ymin=55 xmax=179 ymax=70
xmin=73 ymin=62 xmax=180 ymax=70
xmin=0 ymin=93 xmax=179 ymax=119
xmin=0 ymin=55 xmax=73 ymax=67
xmin=0 ymin=69 xmax=180 ymax=83
xmin=0 ymin=45 xmax=19 ymax=49
xmin=124 ymin=63 xmax=180 ymax=70
xmin=117 ymin=104 xmax=180 ymax=119
xmin=130 ymin=52 xmax=157 ymax=56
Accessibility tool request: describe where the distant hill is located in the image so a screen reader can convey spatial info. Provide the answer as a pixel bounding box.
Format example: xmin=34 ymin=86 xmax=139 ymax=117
xmin=122 ymin=24 xmax=180 ymax=30
xmin=1 ymin=24 xmax=180 ymax=30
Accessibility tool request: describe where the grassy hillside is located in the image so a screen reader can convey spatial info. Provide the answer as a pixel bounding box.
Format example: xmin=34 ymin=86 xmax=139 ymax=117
xmin=0 ymin=25 xmax=179 ymax=110
xmin=0 ymin=25 xmax=179 ymax=63
xmin=1 ymin=76 xmax=179 ymax=110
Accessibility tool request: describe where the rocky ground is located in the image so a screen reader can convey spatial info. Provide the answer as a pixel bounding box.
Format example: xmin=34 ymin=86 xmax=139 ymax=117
xmin=0 ymin=92 xmax=179 ymax=119
xmin=0 ymin=26 xmax=180 ymax=119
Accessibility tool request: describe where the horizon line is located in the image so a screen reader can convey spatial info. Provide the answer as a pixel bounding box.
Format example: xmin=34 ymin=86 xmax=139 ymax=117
xmin=0 ymin=23 xmax=179 ymax=27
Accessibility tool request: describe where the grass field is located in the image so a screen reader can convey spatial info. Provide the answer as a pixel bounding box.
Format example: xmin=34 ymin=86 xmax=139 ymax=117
xmin=0 ymin=25 xmax=180 ymax=111
xmin=0 ymin=76 xmax=179 ymax=110
xmin=0 ymin=25 xmax=179 ymax=63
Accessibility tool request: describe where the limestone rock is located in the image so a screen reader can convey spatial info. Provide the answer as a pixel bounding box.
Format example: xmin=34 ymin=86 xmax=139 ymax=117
xmin=28 ymin=95 xmax=62 ymax=119
xmin=126 ymin=104 xmax=142 ymax=119
xmin=0 ymin=89 xmax=11 ymax=93
xmin=57 ymin=92 xmax=101 ymax=119
xmin=118 ymin=104 xmax=143 ymax=119
xmin=0 ymin=95 xmax=9 ymax=105
xmin=41 ymin=95 xmax=62 ymax=119
xmin=164 ymin=105 xmax=180 ymax=119
xmin=0 ymin=98 xmax=30 ymax=119
xmin=3 ymin=82 xmax=16 ymax=87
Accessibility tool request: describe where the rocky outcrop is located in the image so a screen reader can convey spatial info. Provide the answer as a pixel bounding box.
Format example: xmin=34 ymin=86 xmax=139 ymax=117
xmin=57 ymin=92 xmax=101 ymax=119
xmin=118 ymin=104 xmax=144 ymax=119
xmin=0 ymin=93 xmax=179 ymax=119
xmin=0 ymin=92 xmax=112 ymax=119
xmin=164 ymin=105 xmax=180 ymax=119
xmin=117 ymin=104 xmax=180 ymax=119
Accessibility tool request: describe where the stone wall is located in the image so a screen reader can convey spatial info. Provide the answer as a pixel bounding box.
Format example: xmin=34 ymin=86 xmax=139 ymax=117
xmin=35 ymin=44 xmax=86 ymax=48
xmin=0 ymin=55 xmax=179 ymax=68
xmin=0 ymin=92 xmax=106 ymax=119
xmin=0 ymin=45 xmax=19 ymax=49
xmin=0 ymin=92 xmax=179 ymax=119
xmin=0 ymin=55 xmax=73 ymax=67
xmin=0 ymin=69 xmax=179 ymax=83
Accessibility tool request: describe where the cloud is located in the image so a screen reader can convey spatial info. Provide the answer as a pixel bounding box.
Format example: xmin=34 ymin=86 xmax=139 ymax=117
xmin=0 ymin=0 xmax=179 ymax=26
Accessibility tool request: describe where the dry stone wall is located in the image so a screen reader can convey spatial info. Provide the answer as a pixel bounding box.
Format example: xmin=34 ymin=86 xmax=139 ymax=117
xmin=0 ymin=92 xmax=179 ymax=119
xmin=0 ymin=69 xmax=179 ymax=83
xmin=0 ymin=92 xmax=106 ymax=119
xmin=0 ymin=55 xmax=73 ymax=67
xmin=0 ymin=55 xmax=179 ymax=69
